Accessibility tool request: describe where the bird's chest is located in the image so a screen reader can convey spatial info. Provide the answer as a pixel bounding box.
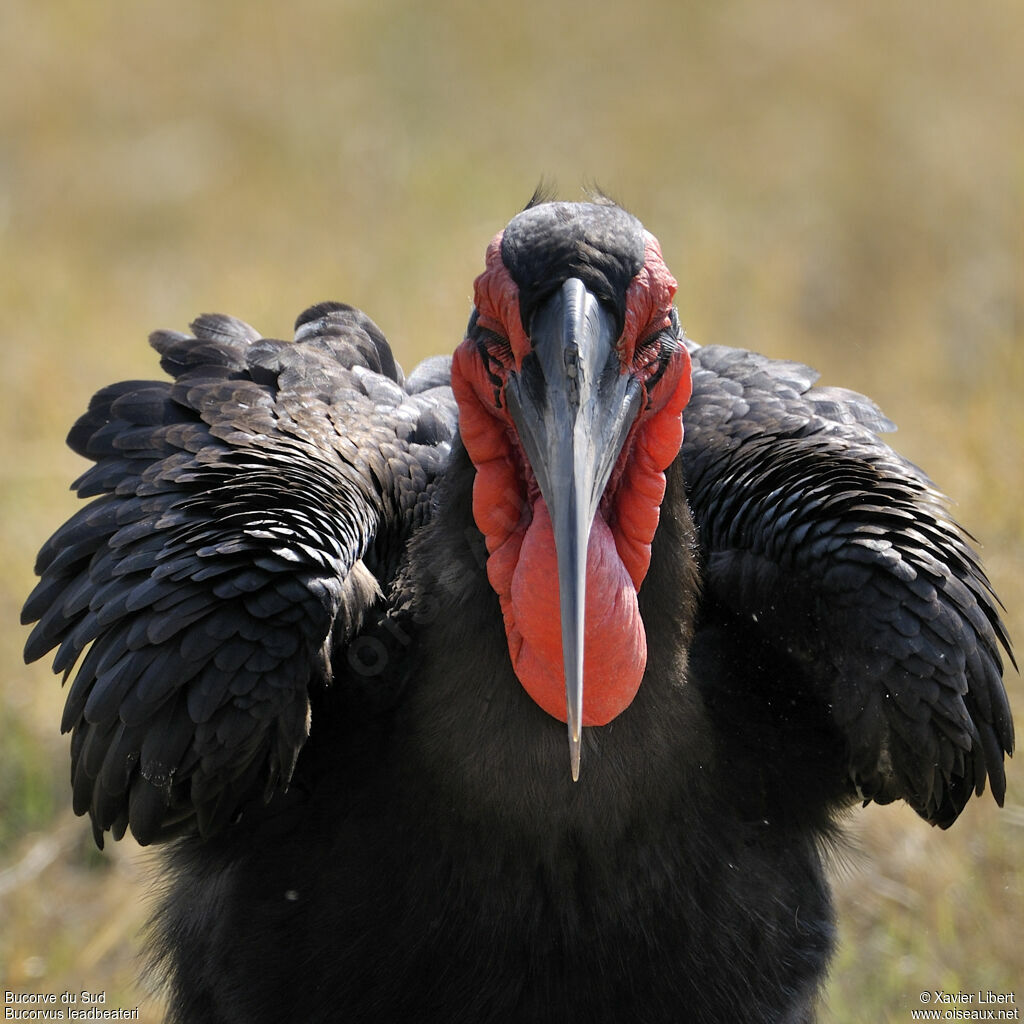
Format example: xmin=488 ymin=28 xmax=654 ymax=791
xmin=180 ymin=715 xmax=832 ymax=1024
xmin=289 ymin=773 xmax=831 ymax=1024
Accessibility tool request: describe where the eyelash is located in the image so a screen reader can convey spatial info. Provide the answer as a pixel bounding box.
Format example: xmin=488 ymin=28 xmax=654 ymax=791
xmin=476 ymin=330 xmax=514 ymax=392
xmin=633 ymin=328 xmax=666 ymax=369
xmin=477 ymin=329 xmax=513 ymax=364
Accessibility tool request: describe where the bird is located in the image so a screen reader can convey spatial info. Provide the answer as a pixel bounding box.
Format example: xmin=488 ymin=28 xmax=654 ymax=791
xmin=23 ymin=195 xmax=1014 ymax=1024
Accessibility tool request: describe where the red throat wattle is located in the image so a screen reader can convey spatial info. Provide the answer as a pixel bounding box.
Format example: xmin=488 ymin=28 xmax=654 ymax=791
xmin=451 ymin=231 xmax=692 ymax=727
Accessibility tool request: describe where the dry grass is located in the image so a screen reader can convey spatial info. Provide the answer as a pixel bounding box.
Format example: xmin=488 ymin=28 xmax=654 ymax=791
xmin=1 ymin=1 xmax=1021 ymax=1020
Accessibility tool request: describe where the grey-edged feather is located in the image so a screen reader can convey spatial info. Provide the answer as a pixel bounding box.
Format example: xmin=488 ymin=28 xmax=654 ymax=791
xmin=22 ymin=302 xmax=455 ymax=845
xmin=681 ymin=342 xmax=1013 ymax=827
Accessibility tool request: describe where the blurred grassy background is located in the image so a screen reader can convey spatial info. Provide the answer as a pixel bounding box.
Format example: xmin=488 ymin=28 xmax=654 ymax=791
xmin=1 ymin=0 xmax=1021 ymax=1020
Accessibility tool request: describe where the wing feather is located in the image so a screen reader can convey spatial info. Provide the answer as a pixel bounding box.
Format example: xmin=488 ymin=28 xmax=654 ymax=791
xmin=683 ymin=342 xmax=1013 ymax=827
xmin=23 ymin=302 xmax=455 ymax=845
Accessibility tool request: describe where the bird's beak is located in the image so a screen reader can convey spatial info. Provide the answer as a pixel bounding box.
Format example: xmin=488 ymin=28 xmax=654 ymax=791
xmin=506 ymin=278 xmax=643 ymax=780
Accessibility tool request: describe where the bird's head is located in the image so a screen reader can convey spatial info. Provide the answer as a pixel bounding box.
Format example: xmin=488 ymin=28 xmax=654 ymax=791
xmin=451 ymin=199 xmax=692 ymax=778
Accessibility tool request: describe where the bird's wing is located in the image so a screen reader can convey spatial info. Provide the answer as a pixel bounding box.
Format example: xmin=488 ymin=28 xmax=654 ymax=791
xmin=22 ymin=302 xmax=456 ymax=845
xmin=681 ymin=341 xmax=1014 ymax=827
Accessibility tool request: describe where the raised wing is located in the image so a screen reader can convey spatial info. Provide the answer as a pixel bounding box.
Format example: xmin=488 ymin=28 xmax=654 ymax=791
xmin=22 ymin=302 xmax=456 ymax=845
xmin=681 ymin=342 xmax=1014 ymax=827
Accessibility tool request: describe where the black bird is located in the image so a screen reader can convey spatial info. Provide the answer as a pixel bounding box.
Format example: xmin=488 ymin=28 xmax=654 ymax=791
xmin=23 ymin=197 xmax=1013 ymax=1023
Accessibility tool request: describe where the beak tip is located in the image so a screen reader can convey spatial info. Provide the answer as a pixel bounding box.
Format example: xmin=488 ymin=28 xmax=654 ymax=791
xmin=569 ymin=730 xmax=581 ymax=782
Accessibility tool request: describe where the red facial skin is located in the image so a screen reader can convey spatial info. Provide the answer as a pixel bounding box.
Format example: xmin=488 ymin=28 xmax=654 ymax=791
xmin=451 ymin=231 xmax=693 ymax=727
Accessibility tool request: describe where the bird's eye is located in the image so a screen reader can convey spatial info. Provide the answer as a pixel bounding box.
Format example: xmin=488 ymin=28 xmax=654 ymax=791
xmin=633 ymin=326 xmax=668 ymax=374
xmin=479 ymin=329 xmax=514 ymax=367
xmin=475 ymin=329 xmax=515 ymax=392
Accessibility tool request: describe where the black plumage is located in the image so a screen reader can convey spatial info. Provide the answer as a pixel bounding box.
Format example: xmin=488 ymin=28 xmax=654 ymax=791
xmin=23 ymin=199 xmax=1013 ymax=1023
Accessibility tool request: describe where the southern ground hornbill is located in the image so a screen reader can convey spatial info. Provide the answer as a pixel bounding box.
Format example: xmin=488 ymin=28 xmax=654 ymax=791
xmin=23 ymin=197 xmax=1013 ymax=1023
